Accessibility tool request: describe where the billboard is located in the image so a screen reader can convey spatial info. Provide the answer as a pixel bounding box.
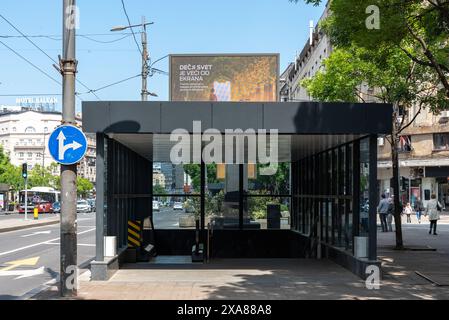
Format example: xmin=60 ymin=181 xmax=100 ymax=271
xmin=170 ymin=54 xmax=279 ymax=102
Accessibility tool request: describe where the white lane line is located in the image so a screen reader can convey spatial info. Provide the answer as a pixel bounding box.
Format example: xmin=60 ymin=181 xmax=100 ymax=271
xmin=44 ymin=242 xmax=95 ymax=247
xmin=21 ymin=230 xmax=52 ymax=238
xmin=0 ymin=228 xmax=95 ymax=257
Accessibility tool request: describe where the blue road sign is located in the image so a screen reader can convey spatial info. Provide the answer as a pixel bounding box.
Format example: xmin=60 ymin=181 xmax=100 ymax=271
xmin=48 ymin=125 xmax=87 ymax=165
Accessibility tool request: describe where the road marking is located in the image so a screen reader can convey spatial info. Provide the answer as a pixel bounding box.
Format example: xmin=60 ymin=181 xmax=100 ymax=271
xmin=0 ymin=266 xmax=45 ymax=279
xmin=21 ymin=230 xmax=52 ymax=238
xmin=0 ymin=256 xmax=40 ymax=271
xmin=0 ymin=228 xmax=95 ymax=257
xmin=44 ymin=242 xmax=95 ymax=247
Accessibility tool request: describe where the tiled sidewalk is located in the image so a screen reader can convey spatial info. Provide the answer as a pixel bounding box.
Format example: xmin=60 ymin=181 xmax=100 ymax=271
xmin=34 ymin=256 xmax=449 ymax=300
xmin=31 ymin=215 xmax=449 ymax=300
xmin=0 ymin=213 xmax=59 ymax=233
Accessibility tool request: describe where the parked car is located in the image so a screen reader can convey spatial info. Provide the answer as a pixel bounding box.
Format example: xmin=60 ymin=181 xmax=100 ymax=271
xmin=87 ymin=199 xmax=96 ymax=212
xmin=52 ymin=201 xmax=61 ymax=213
xmin=77 ymin=200 xmax=91 ymax=213
xmin=152 ymin=200 xmax=160 ymax=212
xmin=173 ymin=202 xmax=184 ymax=211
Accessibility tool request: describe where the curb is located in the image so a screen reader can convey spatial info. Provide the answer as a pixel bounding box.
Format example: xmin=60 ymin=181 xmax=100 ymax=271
xmin=0 ymin=219 xmax=60 ymax=233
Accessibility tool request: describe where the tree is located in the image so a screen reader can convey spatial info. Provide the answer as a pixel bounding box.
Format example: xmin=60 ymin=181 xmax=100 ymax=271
xmin=302 ymin=45 xmax=447 ymax=249
xmin=294 ymin=0 xmax=449 ymax=98
xmin=28 ymin=164 xmax=53 ymax=188
xmin=153 ymin=184 xmax=166 ymax=195
xmin=0 ymin=146 xmax=23 ymax=191
xmin=294 ymin=0 xmax=449 ymax=249
xmin=77 ymin=177 xmax=93 ymax=198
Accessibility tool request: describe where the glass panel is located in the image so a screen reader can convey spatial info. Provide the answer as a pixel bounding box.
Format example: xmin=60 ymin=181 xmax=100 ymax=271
xmin=246 ymin=196 xmax=291 ymax=230
xmin=360 ymin=138 xmax=370 ymax=236
xmin=153 ymin=195 xmax=200 ymax=229
xmin=247 ymin=163 xmax=290 ymax=195
xmin=152 ymin=161 xmax=201 ymax=230
xmin=153 ymin=163 xmax=200 ymax=195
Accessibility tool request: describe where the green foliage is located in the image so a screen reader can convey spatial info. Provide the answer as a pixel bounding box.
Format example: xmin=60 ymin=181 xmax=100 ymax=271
xmin=253 ymin=163 xmax=290 ymax=195
xmin=301 ymin=45 xmax=448 ymax=112
xmin=182 ymin=164 xmax=201 ymax=191
xmin=77 ymin=177 xmax=93 ymax=197
xmin=153 ymin=184 xmax=166 ymax=195
xmin=0 ymin=146 xmax=23 ymax=191
xmin=248 ymin=193 xmax=289 ymax=220
xmin=299 ymin=0 xmax=449 ymax=99
xmin=183 ymin=164 xmax=219 ymax=192
xmin=205 ymin=190 xmax=224 ymax=216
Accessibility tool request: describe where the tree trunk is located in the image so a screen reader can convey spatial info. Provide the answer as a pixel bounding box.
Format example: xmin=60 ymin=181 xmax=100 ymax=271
xmin=391 ymin=107 xmax=404 ymax=249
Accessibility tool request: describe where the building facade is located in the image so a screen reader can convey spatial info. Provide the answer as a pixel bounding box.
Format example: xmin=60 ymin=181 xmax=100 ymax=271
xmin=0 ymin=106 xmax=96 ymax=184
xmin=280 ymin=3 xmax=448 ymax=209
xmin=280 ymin=3 xmax=332 ymax=103
xmin=378 ymin=108 xmax=449 ymax=209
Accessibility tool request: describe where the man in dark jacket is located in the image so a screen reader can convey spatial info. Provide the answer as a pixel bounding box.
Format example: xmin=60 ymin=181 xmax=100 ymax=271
xmin=414 ymin=197 xmax=424 ymax=224
xmin=377 ymin=194 xmax=390 ymax=232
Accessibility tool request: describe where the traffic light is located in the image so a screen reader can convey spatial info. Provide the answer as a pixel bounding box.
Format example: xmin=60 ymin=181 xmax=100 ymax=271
xmin=22 ymin=163 xmax=28 ymax=179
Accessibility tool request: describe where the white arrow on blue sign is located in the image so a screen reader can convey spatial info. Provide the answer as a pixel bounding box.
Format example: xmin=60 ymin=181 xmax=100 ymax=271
xmin=48 ymin=125 xmax=87 ymax=165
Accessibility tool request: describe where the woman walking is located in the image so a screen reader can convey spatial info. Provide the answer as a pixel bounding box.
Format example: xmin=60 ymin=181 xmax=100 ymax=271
xmin=425 ymin=194 xmax=442 ymax=235
xmin=403 ymin=202 xmax=413 ymax=223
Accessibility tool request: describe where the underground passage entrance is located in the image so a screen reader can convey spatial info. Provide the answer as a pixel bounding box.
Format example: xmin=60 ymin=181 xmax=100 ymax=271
xmin=83 ymin=101 xmax=392 ymax=280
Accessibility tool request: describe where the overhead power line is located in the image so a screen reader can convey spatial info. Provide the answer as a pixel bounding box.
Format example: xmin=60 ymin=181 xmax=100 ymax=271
xmin=78 ymin=34 xmax=132 ymax=43
xmin=76 ymin=74 xmax=141 ymax=95
xmin=0 ymin=33 xmax=133 ymax=41
xmin=120 ymin=0 xmax=143 ymax=57
xmin=0 ymin=13 xmax=100 ymax=100
xmin=0 ymin=40 xmax=61 ymax=85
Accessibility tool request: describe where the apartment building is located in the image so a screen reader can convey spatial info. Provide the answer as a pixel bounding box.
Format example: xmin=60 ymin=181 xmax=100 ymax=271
xmin=280 ymin=3 xmax=449 ymax=208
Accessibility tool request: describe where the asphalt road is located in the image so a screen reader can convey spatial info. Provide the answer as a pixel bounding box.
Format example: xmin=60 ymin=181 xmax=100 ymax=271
xmin=153 ymin=206 xmax=192 ymax=229
xmin=0 ymin=212 xmax=95 ymax=300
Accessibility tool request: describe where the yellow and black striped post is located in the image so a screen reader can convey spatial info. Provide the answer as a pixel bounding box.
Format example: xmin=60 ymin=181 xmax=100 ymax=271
xmin=127 ymin=220 xmax=142 ymax=248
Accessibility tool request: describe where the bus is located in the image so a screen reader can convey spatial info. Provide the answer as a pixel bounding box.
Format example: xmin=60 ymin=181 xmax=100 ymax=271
xmin=19 ymin=187 xmax=60 ymax=213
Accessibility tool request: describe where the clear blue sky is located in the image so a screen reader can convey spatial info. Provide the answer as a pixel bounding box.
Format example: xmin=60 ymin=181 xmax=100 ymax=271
xmin=0 ymin=0 xmax=326 ymax=111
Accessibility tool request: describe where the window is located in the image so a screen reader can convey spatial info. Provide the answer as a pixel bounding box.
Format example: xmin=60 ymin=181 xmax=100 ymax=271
xmin=433 ymin=134 xmax=449 ymax=150
xmin=25 ymin=126 xmax=36 ymax=133
xmin=12 ymin=127 xmax=16 ymax=132
xmin=44 ymin=127 xmax=48 ymax=133
xmin=27 ymin=152 xmax=33 ymax=158
xmin=19 ymin=152 xmax=24 ymax=158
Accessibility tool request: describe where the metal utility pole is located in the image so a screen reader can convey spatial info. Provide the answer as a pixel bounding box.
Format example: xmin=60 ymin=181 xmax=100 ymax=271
xmin=110 ymin=18 xmax=155 ymax=100
xmin=141 ymin=16 xmax=149 ymax=101
xmin=60 ymin=0 xmax=78 ymax=297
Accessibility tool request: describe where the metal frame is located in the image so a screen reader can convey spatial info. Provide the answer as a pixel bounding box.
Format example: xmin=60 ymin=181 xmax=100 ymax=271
xmin=291 ymin=136 xmax=375 ymax=257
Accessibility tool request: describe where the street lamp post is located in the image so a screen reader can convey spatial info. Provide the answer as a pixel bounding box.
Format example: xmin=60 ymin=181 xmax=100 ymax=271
xmin=111 ymin=17 xmax=155 ymax=101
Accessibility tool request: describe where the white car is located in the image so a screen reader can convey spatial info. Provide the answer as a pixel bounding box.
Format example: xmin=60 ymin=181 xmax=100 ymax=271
xmin=173 ymin=202 xmax=184 ymax=211
xmin=152 ymin=200 xmax=160 ymax=212
xmin=77 ymin=200 xmax=91 ymax=213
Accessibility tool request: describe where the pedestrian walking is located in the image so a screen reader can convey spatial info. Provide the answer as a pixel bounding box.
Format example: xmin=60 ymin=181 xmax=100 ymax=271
xmin=387 ymin=196 xmax=394 ymax=232
xmin=414 ymin=197 xmax=424 ymax=224
xmin=425 ymin=194 xmax=442 ymax=235
xmin=403 ymin=202 xmax=413 ymax=223
xmin=377 ymin=194 xmax=390 ymax=232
